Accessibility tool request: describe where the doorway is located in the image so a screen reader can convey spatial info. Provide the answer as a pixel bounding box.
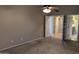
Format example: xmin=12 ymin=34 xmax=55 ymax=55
xmin=45 ymin=15 xmax=64 ymax=39
xmin=64 ymin=15 xmax=79 ymax=41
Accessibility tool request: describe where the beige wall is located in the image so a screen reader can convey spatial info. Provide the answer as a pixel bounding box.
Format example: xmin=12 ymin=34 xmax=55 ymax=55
xmin=0 ymin=6 xmax=44 ymax=50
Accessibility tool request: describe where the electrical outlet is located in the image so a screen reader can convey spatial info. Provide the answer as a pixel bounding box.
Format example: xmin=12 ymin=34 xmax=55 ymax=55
xmin=10 ymin=40 xmax=14 ymax=43
xmin=20 ymin=37 xmax=23 ymax=40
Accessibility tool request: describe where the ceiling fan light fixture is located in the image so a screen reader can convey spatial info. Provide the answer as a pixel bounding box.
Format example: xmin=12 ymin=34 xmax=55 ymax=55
xmin=43 ymin=8 xmax=51 ymax=13
xmin=42 ymin=5 xmax=59 ymax=13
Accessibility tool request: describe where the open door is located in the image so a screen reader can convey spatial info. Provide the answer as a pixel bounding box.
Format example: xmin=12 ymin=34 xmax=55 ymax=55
xmin=45 ymin=16 xmax=54 ymax=37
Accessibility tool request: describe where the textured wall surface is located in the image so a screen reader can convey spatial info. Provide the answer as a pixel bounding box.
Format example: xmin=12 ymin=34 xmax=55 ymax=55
xmin=0 ymin=6 xmax=44 ymax=50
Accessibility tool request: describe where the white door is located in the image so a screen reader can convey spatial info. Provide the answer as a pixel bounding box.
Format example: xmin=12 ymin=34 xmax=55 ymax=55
xmin=45 ymin=16 xmax=54 ymax=37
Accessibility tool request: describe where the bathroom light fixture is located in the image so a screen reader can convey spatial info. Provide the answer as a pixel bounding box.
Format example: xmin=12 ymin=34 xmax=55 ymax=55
xmin=42 ymin=5 xmax=59 ymax=13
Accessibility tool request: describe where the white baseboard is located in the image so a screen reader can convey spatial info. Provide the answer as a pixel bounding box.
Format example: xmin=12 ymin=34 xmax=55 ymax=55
xmin=0 ymin=37 xmax=44 ymax=51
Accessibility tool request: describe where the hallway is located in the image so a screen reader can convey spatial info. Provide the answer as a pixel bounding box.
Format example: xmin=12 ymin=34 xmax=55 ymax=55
xmin=1 ymin=37 xmax=79 ymax=54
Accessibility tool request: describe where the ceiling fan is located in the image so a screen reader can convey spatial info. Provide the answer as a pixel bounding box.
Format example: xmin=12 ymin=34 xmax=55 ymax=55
xmin=42 ymin=5 xmax=59 ymax=13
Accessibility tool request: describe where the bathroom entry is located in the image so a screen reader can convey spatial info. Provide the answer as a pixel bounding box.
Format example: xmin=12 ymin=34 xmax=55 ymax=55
xmin=66 ymin=15 xmax=79 ymax=41
xmin=45 ymin=15 xmax=64 ymax=39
